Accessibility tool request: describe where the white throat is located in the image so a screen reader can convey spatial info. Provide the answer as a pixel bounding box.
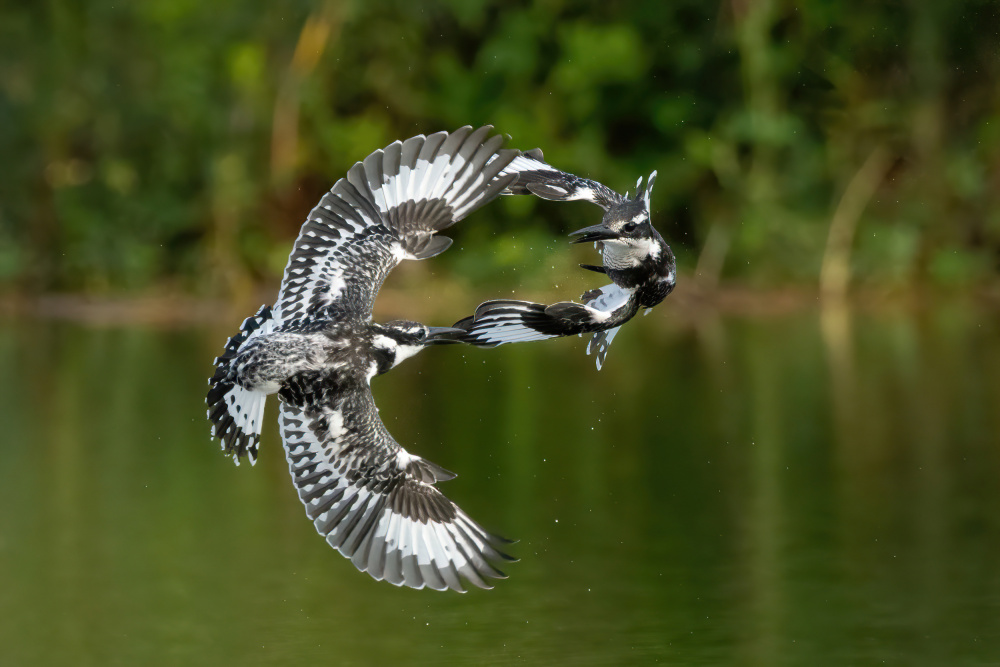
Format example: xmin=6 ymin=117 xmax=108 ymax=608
xmin=391 ymin=343 xmax=423 ymax=368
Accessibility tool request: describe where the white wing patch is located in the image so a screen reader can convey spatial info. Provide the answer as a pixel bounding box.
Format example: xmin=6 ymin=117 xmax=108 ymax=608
xmin=327 ymin=409 xmax=346 ymax=440
xmin=585 ymin=283 xmax=632 ymax=313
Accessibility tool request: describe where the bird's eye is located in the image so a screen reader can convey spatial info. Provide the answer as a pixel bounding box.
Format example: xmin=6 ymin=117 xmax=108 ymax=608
xmin=622 ymin=222 xmax=637 ymax=233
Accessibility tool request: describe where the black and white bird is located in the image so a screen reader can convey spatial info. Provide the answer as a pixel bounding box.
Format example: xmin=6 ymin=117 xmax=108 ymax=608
xmin=458 ymin=153 xmax=676 ymax=369
xmin=206 ymin=126 xmax=519 ymax=592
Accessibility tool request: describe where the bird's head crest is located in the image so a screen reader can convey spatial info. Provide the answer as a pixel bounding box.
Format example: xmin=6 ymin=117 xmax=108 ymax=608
xmin=629 ymin=170 xmax=657 ymax=213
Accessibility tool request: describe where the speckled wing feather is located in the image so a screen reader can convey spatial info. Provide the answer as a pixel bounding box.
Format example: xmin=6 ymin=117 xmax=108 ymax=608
xmin=278 ymin=380 xmax=512 ymax=591
xmin=499 ymin=151 xmax=622 ymax=211
xmin=454 ymin=283 xmax=636 ymax=370
xmin=273 ymin=126 xmax=519 ymax=327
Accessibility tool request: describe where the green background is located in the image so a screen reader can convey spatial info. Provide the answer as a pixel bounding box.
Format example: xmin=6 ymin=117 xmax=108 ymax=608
xmin=3 ymin=0 xmax=998 ymax=296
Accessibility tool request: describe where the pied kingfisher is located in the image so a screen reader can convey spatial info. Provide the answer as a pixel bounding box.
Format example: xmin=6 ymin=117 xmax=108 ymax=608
xmin=206 ymin=126 xmax=519 ymax=592
xmin=458 ymin=152 xmax=677 ymax=369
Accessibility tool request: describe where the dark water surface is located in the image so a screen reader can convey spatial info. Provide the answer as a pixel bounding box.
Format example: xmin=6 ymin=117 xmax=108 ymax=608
xmin=2 ymin=303 xmax=999 ymax=666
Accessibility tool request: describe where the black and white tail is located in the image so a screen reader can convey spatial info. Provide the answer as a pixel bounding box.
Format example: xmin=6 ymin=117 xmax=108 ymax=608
xmin=454 ymin=284 xmax=635 ymax=370
xmin=206 ymin=305 xmax=275 ymax=465
xmin=454 ymin=300 xmax=568 ymax=347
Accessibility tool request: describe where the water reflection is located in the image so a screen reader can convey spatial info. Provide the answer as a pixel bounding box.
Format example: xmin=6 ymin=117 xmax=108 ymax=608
xmin=1 ymin=304 xmax=998 ymax=665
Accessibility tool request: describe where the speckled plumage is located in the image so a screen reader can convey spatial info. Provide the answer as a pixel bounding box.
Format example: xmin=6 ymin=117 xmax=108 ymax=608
xmin=206 ymin=126 xmax=518 ymax=591
xmin=460 ymin=154 xmax=676 ymax=369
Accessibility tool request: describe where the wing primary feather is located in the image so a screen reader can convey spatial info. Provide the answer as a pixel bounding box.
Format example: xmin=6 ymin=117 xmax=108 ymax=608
xmin=332 ymin=178 xmax=383 ymax=225
xmin=450 ymin=135 xmax=506 ymax=207
xmin=366 ymin=511 xmax=390 ymax=580
xmin=318 ymin=488 xmax=360 ymax=537
xmin=321 ymin=191 xmax=370 ymax=232
xmin=420 ymin=561 xmax=448 ymax=592
xmin=457 ymin=516 xmax=513 ymax=562
xmin=308 ymin=484 xmax=345 ymax=518
xmin=383 ymin=521 xmax=405 ymax=587
xmin=455 ymin=172 xmax=518 ymax=220
xmin=329 ymin=491 xmax=370 ymax=550
xmin=429 ymin=126 xmax=473 ymax=199
xmin=415 ymin=527 xmax=450 ymax=592
xmin=345 ymin=161 xmax=377 ymax=207
xmin=348 ymin=497 xmax=385 ymax=570
xmin=342 ymin=492 xmax=380 ymax=554
xmin=412 ymin=131 xmax=448 ymax=196
xmin=362 ymin=150 xmax=389 ymax=213
xmin=445 ymin=126 xmax=493 ymax=198
xmin=382 ymin=141 xmax=404 ymax=210
xmin=451 ymin=521 xmax=507 ymax=579
xmin=401 ymin=553 xmax=423 ymax=589
xmin=399 ymin=135 xmax=423 ymax=202
xmin=450 ymin=143 xmax=516 ymax=214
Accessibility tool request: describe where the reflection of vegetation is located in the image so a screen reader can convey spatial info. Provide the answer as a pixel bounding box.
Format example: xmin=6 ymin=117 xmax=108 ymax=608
xmin=4 ymin=310 xmax=1000 ymax=663
xmin=2 ymin=1 xmax=998 ymax=294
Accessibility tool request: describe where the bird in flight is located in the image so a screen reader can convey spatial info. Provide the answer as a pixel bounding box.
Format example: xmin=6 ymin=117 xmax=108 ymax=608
xmin=458 ymin=152 xmax=676 ymax=369
xmin=206 ymin=126 xmax=520 ymax=592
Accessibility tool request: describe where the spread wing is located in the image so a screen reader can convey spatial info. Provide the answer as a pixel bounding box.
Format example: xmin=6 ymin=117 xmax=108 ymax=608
xmin=273 ymin=126 xmax=519 ymax=328
xmin=453 ymin=283 xmax=637 ymax=370
xmin=500 ymin=150 xmax=623 ymax=211
xmin=278 ymin=377 xmax=513 ymax=592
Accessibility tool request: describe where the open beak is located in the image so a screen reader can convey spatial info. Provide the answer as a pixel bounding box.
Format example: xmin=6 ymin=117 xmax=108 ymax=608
xmin=424 ymin=326 xmax=467 ymax=345
xmin=569 ymin=223 xmax=620 ymax=244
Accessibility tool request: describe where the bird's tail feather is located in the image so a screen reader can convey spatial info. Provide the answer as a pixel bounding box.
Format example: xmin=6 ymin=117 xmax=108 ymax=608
xmin=453 ymin=299 xmax=607 ymax=348
xmin=455 ymin=285 xmax=634 ymax=370
xmin=206 ymin=305 xmax=274 ymax=465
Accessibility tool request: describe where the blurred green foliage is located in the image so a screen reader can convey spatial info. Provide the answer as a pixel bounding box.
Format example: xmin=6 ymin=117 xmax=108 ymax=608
xmin=1 ymin=0 xmax=998 ymax=295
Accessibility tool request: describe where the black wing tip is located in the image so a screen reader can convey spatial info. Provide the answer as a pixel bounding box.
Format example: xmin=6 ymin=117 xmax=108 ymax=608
xmin=491 ymin=533 xmax=518 ymax=546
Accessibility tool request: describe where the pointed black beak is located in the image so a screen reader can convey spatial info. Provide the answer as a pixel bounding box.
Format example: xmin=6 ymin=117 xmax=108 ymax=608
xmin=569 ymin=223 xmax=620 ymax=244
xmin=424 ymin=326 xmax=467 ymax=345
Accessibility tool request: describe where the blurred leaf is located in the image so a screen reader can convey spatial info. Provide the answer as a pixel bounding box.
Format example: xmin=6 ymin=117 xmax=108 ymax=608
xmin=0 ymin=0 xmax=998 ymax=293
